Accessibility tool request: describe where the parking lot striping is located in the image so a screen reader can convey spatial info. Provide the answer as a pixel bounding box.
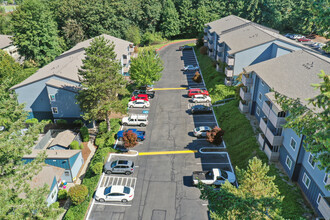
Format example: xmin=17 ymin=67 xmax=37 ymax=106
xmin=202 ymin=204 xmax=208 ymax=206
xmin=196 ymin=163 xmax=230 ymax=165
xmin=153 ymin=87 xmax=187 ymax=90
xmin=139 ymin=150 xmax=197 ymax=156
xmin=94 ymin=202 xmax=132 ymax=207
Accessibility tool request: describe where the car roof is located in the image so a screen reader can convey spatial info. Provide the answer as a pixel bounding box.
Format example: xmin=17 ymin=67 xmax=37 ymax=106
xmin=189 ymin=88 xmax=202 ymax=91
xmin=192 ymin=105 xmax=207 ymax=108
xmin=194 ymin=94 xmax=205 ymax=97
xmin=117 ymin=160 xmax=130 ymax=165
xmin=198 ymin=126 xmax=211 ymax=130
xmin=110 ymin=185 xmax=125 ymax=193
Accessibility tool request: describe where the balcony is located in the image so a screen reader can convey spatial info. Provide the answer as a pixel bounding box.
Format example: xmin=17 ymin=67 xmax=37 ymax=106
xmin=242 ymin=74 xmax=253 ymax=86
xmin=318 ymin=196 xmax=330 ymax=220
xmin=123 ymin=58 xmax=128 ymax=65
xmin=258 ymin=133 xmax=265 ymax=149
xmin=225 ymin=78 xmax=232 ymax=86
xmin=217 ymin=55 xmax=223 ymax=62
xmin=226 ymin=55 xmax=235 ymax=66
xmin=208 ymin=40 xmax=214 ymax=48
xmin=262 ymin=101 xmax=286 ymax=128
xmin=239 ymin=100 xmax=249 ymax=112
xmin=204 ymin=34 xmax=208 ymax=41
xmin=204 ymin=27 xmax=208 ymax=33
xmin=259 ymin=118 xmax=284 ymax=146
xmin=217 ymin=46 xmax=224 ymax=52
xmin=239 ymin=87 xmax=251 ymax=101
xmin=225 ymin=67 xmax=233 ymax=77
xmin=264 ymin=143 xmax=280 ymax=161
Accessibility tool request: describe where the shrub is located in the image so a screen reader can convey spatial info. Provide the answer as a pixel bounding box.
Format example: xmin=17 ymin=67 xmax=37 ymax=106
xmin=212 ymin=61 xmax=217 ymax=68
xmin=26 ymin=118 xmax=38 ymax=124
xmin=58 ymin=189 xmax=68 ymax=200
xmin=68 ymin=185 xmax=88 ymax=205
xmin=200 ymin=46 xmax=207 ymax=55
xmin=56 ymin=119 xmax=67 ymax=125
xmin=196 ymin=35 xmax=204 ymax=47
xmin=80 ymin=126 xmax=89 ymax=142
xmin=79 ymin=144 xmax=84 ymax=149
xmin=192 ymin=71 xmax=202 ymax=83
xmin=142 ymin=31 xmax=165 ymax=46
xmin=91 ymin=162 xmax=103 ymax=175
xmin=70 ymin=140 xmax=80 ymax=150
xmin=123 ymin=130 xmax=138 ymax=148
xmin=73 ymin=120 xmax=84 ymax=127
xmin=206 ymin=126 xmax=225 ymax=145
xmin=95 ymin=136 xmax=105 ymax=148
xmin=98 ymin=121 xmax=107 ymax=134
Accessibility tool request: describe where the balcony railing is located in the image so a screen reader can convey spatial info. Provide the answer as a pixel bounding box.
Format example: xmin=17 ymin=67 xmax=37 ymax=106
xmin=239 ymin=100 xmax=249 ymax=113
xmin=225 ymin=78 xmax=232 ymax=86
xmin=318 ymin=196 xmax=330 ymax=220
xmin=204 ymin=35 xmax=208 ymax=41
xmin=123 ymin=58 xmax=128 ymax=65
xmin=225 ymin=67 xmax=234 ymax=77
xmin=258 ymin=133 xmax=265 ymax=149
xmin=264 ymin=143 xmax=280 ymax=161
xmin=239 ymin=87 xmax=251 ymax=101
xmin=262 ymin=101 xmax=286 ymax=128
xmin=217 ymin=55 xmax=223 ymax=62
xmin=204 ymin=27 xmax=208 ymax=33
xmin=226 ymin=55 xmax=235 ymax=66
xmin=259 ymin=118 xmax=284 ymax=146
xmin=242 ymin=74 xmax=253 ymax=86
xmin=217 ymin=46 xmax=224 ymax=52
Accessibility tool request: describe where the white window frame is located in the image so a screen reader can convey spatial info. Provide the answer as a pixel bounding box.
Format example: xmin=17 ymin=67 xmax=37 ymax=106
xmin=285 ymin=156 xmax=292 ymax=170
xmin=308 ymin=153 xmax=315 ymax=169
xmin=256 ymin=107 xmax=260 ymax=116
xmin=49 ymin=94 xmax=56 ymax=101
xmin=261 ymin=80 xmax=265 ymax=86
xmin=290 ymin=138 xmax=296 ymax=151
xmin=51 ymin=107 xmax=58 ymax=114
xmin=258 ymin=92 xmax=262 ymax=101
xmin=323 ymin=173 xmax=329 ymax=185
xmin=316 ymin=193 xmax=322 ymax=205
xmin=302 ymin=173 xmax=311 ymax=189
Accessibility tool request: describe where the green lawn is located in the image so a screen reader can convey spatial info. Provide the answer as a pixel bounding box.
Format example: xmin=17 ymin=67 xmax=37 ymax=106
xmin=195 ymin=48 xmax=312 ymax=219
xmin=141 ymin=39 xmax=195 ymax=51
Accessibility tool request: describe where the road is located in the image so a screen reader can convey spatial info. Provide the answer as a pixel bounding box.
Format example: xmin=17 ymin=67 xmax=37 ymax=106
xmin=87 ymin=41 xmax=233 ymax=220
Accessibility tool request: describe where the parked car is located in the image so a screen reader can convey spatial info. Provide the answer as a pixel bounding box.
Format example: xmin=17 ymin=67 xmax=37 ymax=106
xmin=131 ymin=94 xmax=149 ymax=102
xmin=104 ymin=160 xmax=135 ymax=175
xmin=192 ymin=94 xmax=211 ymax=103
xmin=128 ymin=100 xmax=150 ymax=108
xmin=95 ymin=185 xmax=134 ymax=203
xmin=192 ymin=168 xmax=236 ymax=186
xmin=117 ymin=129 xmax=146 ymax=141
xmin=188 ymin=88 xmax=209 ymax=97
xmin=179 ymin=45 xmax=192 ymax=51
xmin=184 ymin=65 xmax=199 ymax=71
xmin=284 ymin=33 xmax=293 ymax=39
xmin=292 ymin=34 xmax=305 ymax=39
xmin=193 ymin=126 xmax=211 ymax=137
xmin=190 ymin=105 xmax=212 ymax=114
xmin=132 ymin=90 xmax=155 ymax=99
xmin=297 ymin=38 xmax=311 ymax=42
xmin=122 ymin=114 xmax=148 ymax=127
xmin=312 ymin=42 xmax=325 ymax=49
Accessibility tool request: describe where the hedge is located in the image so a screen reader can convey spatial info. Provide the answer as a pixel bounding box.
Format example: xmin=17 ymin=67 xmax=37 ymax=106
xmin=80 ymin=126 xmax=90 ymax=142
xmin=68 ymin=185 xmax=88 ymax=205
xmin=70 ymin=140 xmax=80 ymax=150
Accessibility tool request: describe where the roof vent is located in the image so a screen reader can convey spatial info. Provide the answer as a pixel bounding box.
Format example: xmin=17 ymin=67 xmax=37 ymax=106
xmin=249 ymin=34 xmax=258 ymax=38
xmin=302 ymin=62 xmax=313 ymax=70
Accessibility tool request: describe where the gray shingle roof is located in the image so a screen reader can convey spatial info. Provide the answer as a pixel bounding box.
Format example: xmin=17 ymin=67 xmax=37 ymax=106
xmin=49 ymin=130 xmax=77 ymax=149
xmin=0 ymin=35 xmax=12 ymax=49
xmin=11 ymin=34 xmax=132 ymax=90
xmin=206 ymin=15 xmax=248 ymax=34
xmin=46 ymin=78 xmax=80 ymax=93
xmin=29 ymin=165 xmax=65 ymax=189
xmin=23 ymin=149 xmax=81 ymax=159
xmin=244 ymin=50 xmax=330 ymax=107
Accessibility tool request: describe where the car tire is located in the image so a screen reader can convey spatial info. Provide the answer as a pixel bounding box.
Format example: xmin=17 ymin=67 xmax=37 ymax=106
xmin=119 ymin=137 xmax=123 ymax=141
xmin=140 ymin=124 xmax=146 ymax=127
xmin=106 ymin=170 xmax=112 ymax=174
xmin=99 ymin=199 xmax=105 ymax=203
xmin=143 ymin=105 xmax=146 ymax=108
xmin=137 ymin=138 xmax=142 ymax=142
xmin=129 ymin=105 xmax=133 ymax=108
xmin=123 ymin=123 xmax=128 ymax=126
xmin=125 ymin=171 xmax=132 ymax=175
xmin=121 ymin=199 xmax=128 ymax=203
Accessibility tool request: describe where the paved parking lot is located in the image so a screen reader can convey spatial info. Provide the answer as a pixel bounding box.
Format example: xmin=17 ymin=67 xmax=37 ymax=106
xmin=87 ymin=42 xmax=233 ymax=220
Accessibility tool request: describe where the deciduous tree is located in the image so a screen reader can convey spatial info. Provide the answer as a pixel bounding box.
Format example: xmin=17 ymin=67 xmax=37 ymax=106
xmin=206 ymin=126 xmax=224 ymax=145
xmin=123 ymin=130 xmax=138 ymax=149
xmin=159 ymin=0 xmax=180 ymax=38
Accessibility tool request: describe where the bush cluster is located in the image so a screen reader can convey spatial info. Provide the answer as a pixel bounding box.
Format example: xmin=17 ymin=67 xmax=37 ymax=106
xmin=68 ymin=185 xmax=88 ymax=205
xmin=56 ymin=119 xmax=67 ymax=125
xmin=91 ymin=162 xmax=104 ymax=175
xmin=73 ymin=120 xmax=84 ymax=127
xmin=57 ymin=189 xmax=68 ymax=200
xmin=80 ymin=126 xmax=89 ymax=142
xmin=199 ymin=46 xmax=207 ymax=55
xmin=192 ymin=71 xmax=202 ymax=83
xmin=123 ymin=130 xmax=138 ymax=148
xmin=70 ymin=140 xmax=81 ymax=150
xmin=206 ymin=126 xmax=225 ymax=145
xmin=25 ymin=118 xmax=38 ymax=124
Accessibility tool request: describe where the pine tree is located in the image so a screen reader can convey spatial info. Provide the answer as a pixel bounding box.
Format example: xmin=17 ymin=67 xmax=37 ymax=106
xmin=76 ymin=36 xmax=128 ymax=132
xmin=159 ymin=0 xmax=180 ymax=38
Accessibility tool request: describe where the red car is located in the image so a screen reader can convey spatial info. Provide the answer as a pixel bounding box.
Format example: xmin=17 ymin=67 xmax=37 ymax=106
xmin=188 ymin=88 xmax=209 ymax=97
xmin=131 ymin=94 xmax=149 ymax=101
xmin=297 ymin=38 xmax=311 ymax=42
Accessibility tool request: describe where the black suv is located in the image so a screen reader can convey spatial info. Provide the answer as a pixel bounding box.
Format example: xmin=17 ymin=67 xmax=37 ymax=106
xmin=132 ymin=90 xmax=155 ymax=99
xmin=191 ymin=105 xmax=212 ymax=114
xmin=104 ymin=160 xmax=135 ymax=175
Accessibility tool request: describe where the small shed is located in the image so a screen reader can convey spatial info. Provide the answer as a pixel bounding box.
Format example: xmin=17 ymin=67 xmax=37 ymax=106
xmin=48 ymin=130 xmax=79 ymax=150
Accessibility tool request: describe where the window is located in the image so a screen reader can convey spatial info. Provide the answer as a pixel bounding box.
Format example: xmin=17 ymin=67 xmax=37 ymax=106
xmin=51 ymin=189 xmax=57 ymax=199
xmin=285 ymin=156 xmax=292 ymax=170
xmin=49 ymin=94 xmax=56 ymax=101
xmin=51 ymin=107 xmax=58 ymax=114
xmin=261 ymin=80 xmax=265 ymax=86
xmin=308 ymin=153 xmax=315 ymax=168
xmin=302 ymin=173 xmax=311 ymax=189
xmin=316 ymin=193 xmax=322 ymax=205
xmin=290 ymin=138 xmax=297 ymax=151
xmin=323 ymin=173 xmax=329 ymax=185
xmin=258 ymin=92 xmax=262 ymax=101
xmin=64 ymin=171 xmax=70 ymax=176
xmin=256 ymin=107 xmax=260 ymax=116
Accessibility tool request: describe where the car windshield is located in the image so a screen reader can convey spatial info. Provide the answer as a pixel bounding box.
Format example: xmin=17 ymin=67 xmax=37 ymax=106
xmin=104 ymin=186 xmax=112 ymax=195
xmin=195 ymin=127 xmax=200 ymax=131
xmin=123 ymin=187 xmax=130 ymax=194
xmin=220 ymin=170 xmax=228 ymax=179
xmin=111 ymin=161 xmax=117 ymax=168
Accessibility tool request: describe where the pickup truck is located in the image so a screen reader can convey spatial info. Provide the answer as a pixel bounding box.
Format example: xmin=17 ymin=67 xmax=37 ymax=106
xmin=117 ymin=129 xmax=146 ymax=142
xmin=192 ymin=168 xmax=236 ymax=186
xmin=132 ymin=90 xmax=155 ymax=99
xmin=121 ymin=114 xmax=148 ymax=127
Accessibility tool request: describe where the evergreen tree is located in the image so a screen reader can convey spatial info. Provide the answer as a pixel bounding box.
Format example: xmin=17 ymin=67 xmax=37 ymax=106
xmin=129 ymin=49 xmax=164 ymax=88
xmin=177 ymin=0 xmax=194 ymax=35
xmin=11 ymin=0 xmax=62 ymax=66
xmin=62 ymin=19 xmax=85 ymax=48
xmin=76 ymin=36 xmax=128 ymax=132
xmin=125 ymin=25 xmax=141 ymax=45
xmin=159 ymin=0 xmax=180 ymax=38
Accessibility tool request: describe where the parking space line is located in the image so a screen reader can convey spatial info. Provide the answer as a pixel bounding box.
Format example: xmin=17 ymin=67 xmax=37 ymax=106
xmin=94 ymin=202 xmax=132 ymax=207
xmin=196 ymin=163 xmax=230 ymax=165
xmin=139 ymin=150 xmax=197 ymax=156
xmin=192 ymin=122 xmax=217 ymax=124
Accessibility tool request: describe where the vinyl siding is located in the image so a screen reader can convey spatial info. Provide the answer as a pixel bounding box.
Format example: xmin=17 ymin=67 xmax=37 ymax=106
xmin=46 ymin=177 xmax=59 ymax=206
xmin=279 ymin=146 xmax=295 ymax=178
xmin=70 ymin=152 xmax=83 ymax=182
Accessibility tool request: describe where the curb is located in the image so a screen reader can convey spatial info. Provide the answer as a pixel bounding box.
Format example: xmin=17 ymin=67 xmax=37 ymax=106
xmin=113 ymin=150 xmax=139 ymax=157
xmin=156 ymin=39 xmax=197 ymax=52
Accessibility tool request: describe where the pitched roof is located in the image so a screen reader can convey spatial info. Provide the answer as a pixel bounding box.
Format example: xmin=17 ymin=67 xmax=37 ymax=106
xmin=46 ymin=78 xmax=80 ymax=93
xmin=49 ymin=130 xmax=77 ymax=149
xmin=23 ymin=149 xmax=81 ymax=159
xmin=29 ymin=165 xmax=65 ymax=189
xmin=0 ymin=35 xmax=12 ymax=49
xmin=206 ymin=15 xmax=248 ymax=34
xmin=244 ymin=50 xmax=330 ymax=107
xmin=11 ymin=34 xmax=132 ymax=90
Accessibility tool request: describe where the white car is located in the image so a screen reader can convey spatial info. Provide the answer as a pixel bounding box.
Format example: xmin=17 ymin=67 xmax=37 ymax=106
xmin=95 ymin=185 xmax=134 ymax=203
xmin=128 ymin=100 xmax=150 ymax=108
xmin=193 ymin=126 xmax=211 ymax=137
xmin=192 ymin=94 xmax=211 ymax=103
xmin=184 ymin=65 xmax=199 ymax=71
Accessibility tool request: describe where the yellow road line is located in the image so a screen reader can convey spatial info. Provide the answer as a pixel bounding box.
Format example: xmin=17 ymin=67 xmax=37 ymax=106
xmin=139 ymin=150 xmax=197 ymax=156
xmin=153 ymin=88 xmax=187 ymax=91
